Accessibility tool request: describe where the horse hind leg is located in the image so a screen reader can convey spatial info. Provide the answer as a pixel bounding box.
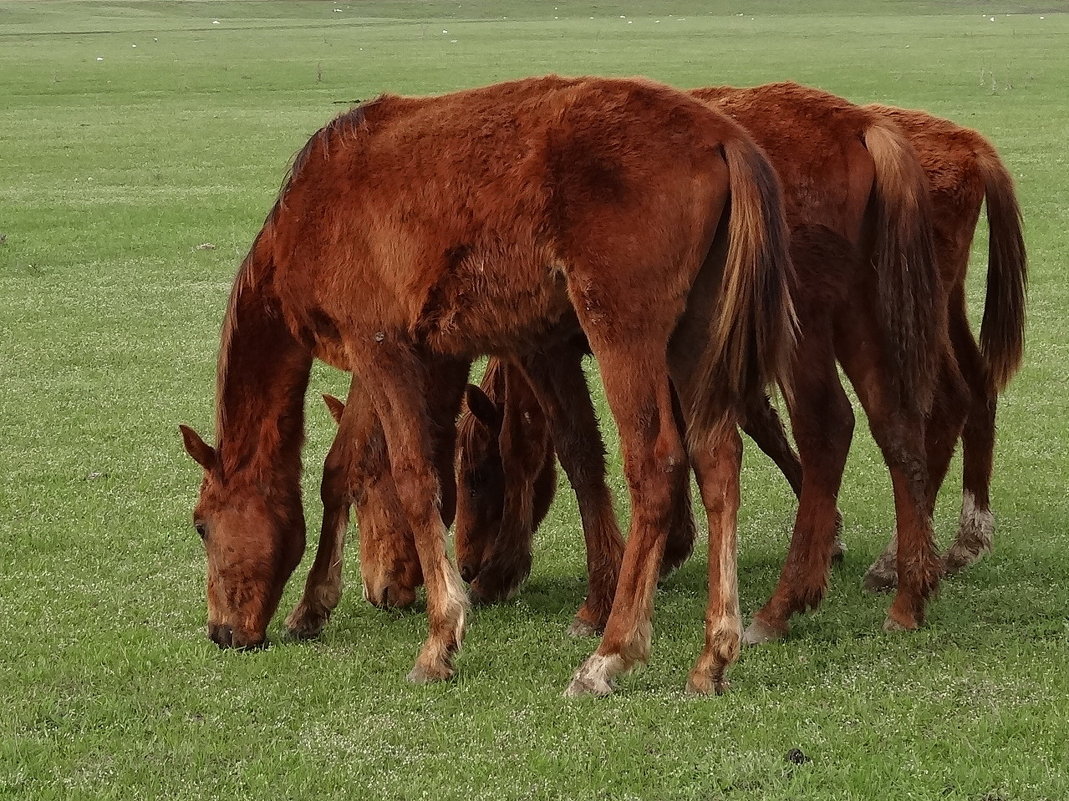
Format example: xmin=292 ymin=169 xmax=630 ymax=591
xmin=838 ymin=327 xmax=941 ymax=631
xmin=862 ymin=335 xmax=970 ymax=592
xmin=685 ymin=427 xmax=743 ymax=695
xmin=947 ymin=299 xmax=995 ymax=573
xmin=744 ymin=327 xmax=854 ymax=645
xmin=742 ymin=392 xmax=848 ymax=564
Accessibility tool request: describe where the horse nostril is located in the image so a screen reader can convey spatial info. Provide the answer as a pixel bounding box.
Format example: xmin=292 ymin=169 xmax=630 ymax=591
xmin=380 ymin=585 xmax=390 ymax=608
xmin=459 ymin=564 xmax=478 ymax=584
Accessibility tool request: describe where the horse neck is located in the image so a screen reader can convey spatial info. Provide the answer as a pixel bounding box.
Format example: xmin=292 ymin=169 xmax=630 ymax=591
xmin=215 ymin=280 xmax=312 ymax=490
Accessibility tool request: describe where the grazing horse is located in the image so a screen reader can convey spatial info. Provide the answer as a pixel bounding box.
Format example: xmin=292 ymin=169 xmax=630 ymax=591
xmin=295 ymin=82 xmax=947 ymax=651
xmin=855 ymin=104 xmax=1027 ymax=587
xmin=440 ymin=96 xmax=1025 ymax=638
xmin=179 ymin=75 xmax=796 ymax=693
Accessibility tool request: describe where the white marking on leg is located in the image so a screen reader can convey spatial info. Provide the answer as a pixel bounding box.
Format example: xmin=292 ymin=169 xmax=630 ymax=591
xmin=565 ymin=652 xmax=625 ymax=697
xmin=946 ymin=490 xmax=995 ymax=573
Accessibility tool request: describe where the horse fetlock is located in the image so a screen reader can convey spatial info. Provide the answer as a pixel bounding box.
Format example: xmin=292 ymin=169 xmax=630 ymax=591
xmin=708 ymin=619 xmax=743 ymax=664
xmin=946 ymin=494 xmax=994 ymax=574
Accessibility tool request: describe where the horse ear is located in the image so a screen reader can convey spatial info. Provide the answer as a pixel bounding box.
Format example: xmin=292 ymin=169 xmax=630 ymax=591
xmin=179 ymin=425 xmax=217 ymax=471
xmin=322 ymin=394 xmax=345 ymax=426
xmin=464 ymin=384 xmax=501 ymax=429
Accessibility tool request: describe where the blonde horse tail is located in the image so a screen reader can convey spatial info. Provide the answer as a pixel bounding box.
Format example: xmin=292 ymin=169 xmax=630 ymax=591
xmin=975 ymin=144 xmax=1028 ymax=391
xmin=863 ymin=120 xmax=942 ymax=411
xmin=691 ymin=134 xmax=797 ymax=443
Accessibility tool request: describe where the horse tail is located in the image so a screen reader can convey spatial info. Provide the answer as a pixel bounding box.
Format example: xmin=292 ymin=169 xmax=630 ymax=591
xmin=976 ymin=144 xmax=1028 ymax=391
xmin=863 ymin=120 xmax=942 ymax=410
xmin=692 ymin=134 xmax=797 ymax=443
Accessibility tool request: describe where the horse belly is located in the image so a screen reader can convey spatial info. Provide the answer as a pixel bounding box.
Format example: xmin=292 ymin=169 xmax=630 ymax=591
xmin=414 ymin=250 xmax=575 ymax=357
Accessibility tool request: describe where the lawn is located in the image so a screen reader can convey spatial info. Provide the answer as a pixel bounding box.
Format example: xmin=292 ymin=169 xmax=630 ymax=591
xmin=1 ymin=1 xmax=1068 ymax=799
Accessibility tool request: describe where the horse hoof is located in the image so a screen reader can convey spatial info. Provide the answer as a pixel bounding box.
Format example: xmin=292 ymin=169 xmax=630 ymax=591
xmin=882 ymin=614 xmax=919 ymax=633
xmin=365 ymin=582 xmax=417 ymax=610
xmin=742 ymin=618 xmax=786 ymax=646
xmin=469 ymin=573 xmax=524 ymax=606
xmin=284 ymin=604 xmax=328 ymax=640
xmin=406 ymin=660 xmax=455 ymax=684
xmin=566 ymin=617 xmax=599 ymax=638
xmin=862 ymin=566 xmax=898 ymax=594
xmin=564 ymin=673 xmax=614 ymax=698
xmin=564 ymin=653 xmax=621 ymax=698
xmin=685 ymin=672 xmax=729 ymax=696
xmin=942 ymin=542 xmax=989 ymax=576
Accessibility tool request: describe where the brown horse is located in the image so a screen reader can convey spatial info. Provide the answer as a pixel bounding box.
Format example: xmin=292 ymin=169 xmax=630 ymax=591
xmin=858 ymin=104 xmax=1027 ymax=589
xmin=304 ymin=82 xmax=947 ymax=651
xmin=444 ymin=95 xmax=1024 ymax=637
xmin=179 ymin=75 xmax=796 ymax=693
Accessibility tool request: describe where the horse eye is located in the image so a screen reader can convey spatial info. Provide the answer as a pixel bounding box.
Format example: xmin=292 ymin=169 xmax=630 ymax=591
xmin=194 ymin=523 xmax=207 ymax=540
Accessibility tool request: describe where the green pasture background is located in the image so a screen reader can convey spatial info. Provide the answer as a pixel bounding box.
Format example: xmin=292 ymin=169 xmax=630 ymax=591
xmin=1 ymin=2 xmax=1067 ymax=798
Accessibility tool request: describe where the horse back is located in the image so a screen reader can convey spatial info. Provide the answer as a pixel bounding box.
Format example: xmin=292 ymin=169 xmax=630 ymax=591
xmin=692 ymin=82 xmax=878 ymax=244
xmin=264 ymin=76 xmax=742 ymax=357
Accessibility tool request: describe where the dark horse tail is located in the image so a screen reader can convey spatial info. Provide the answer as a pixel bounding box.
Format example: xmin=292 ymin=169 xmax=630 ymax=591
xmin=692 ymin=134 xmax=797 ymax=443
xmin=976 ymin=145 xmax=1027 ymax=391
xmin=863 ymin=120 xmax=942 ymax=411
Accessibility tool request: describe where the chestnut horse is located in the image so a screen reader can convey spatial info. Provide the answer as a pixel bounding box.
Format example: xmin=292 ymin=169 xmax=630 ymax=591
xmin=441 ymin=96 xmax=1025 ymax=636
xmin=290 ymin=82 xmax=947 ymax=656
xmin=858 ymin=104 xmax=1027 ymax=589
xmin=179 ymin=75 xmax=796 ymax=693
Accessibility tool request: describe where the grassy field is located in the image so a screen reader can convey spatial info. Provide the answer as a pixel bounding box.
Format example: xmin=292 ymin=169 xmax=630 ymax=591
xmin=2 ymin=1 xmax=1068 ymax=798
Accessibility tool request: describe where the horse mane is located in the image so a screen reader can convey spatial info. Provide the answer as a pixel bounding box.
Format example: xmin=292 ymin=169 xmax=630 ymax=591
xmin=212 ymin=101 xmax=386 ymax=474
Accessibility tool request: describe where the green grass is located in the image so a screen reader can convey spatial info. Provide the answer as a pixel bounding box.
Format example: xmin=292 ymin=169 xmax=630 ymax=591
xmin=2 ymin=1 xmax=1068 ymax=799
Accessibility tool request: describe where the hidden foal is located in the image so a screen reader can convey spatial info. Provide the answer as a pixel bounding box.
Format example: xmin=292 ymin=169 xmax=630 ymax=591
xmin=180 ymin=75 xmax=796 ymax=694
